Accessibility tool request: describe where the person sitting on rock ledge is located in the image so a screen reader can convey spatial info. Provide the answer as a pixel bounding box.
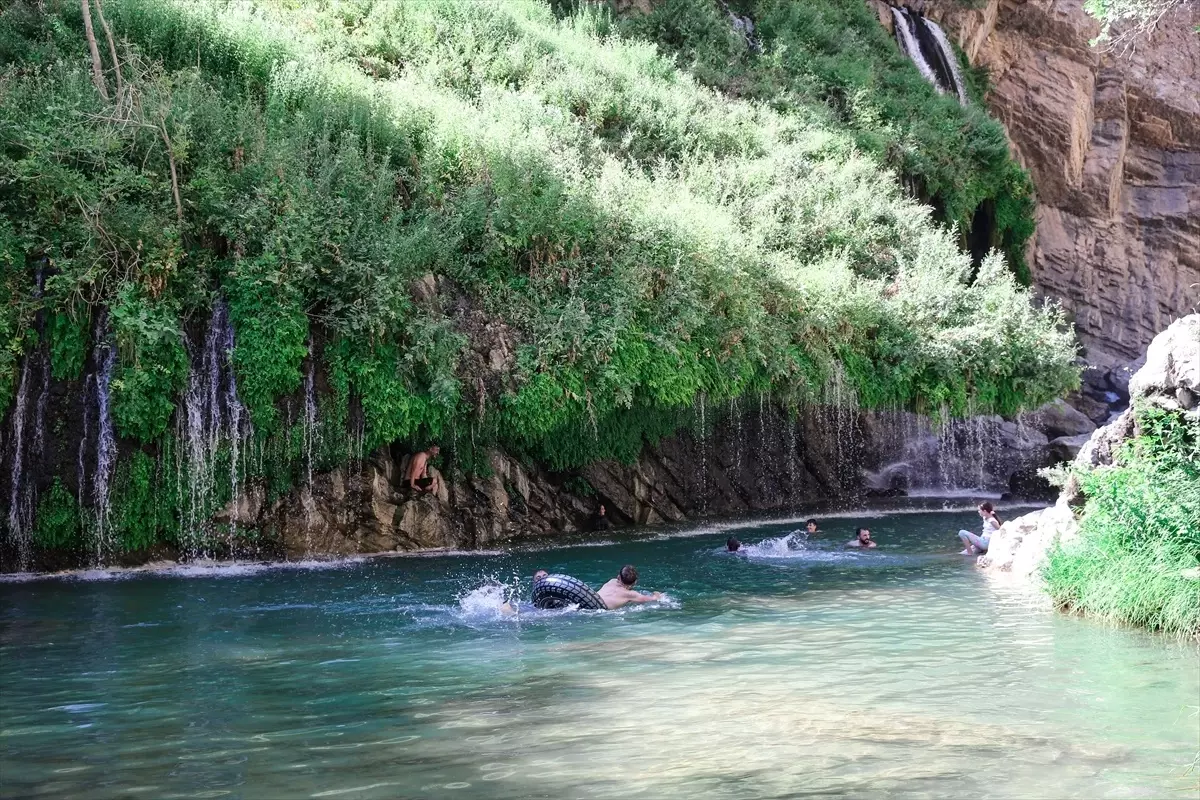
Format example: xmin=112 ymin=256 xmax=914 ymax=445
xmin=845 ymin=527 xmax=877 ymax=549
xmin=958 ymin=502 xmax=1001 ymax=555
xmin=407 ymin=445 xmax=442 ymax=495
xmin=597 ymin=565 xmax=663 ymax=609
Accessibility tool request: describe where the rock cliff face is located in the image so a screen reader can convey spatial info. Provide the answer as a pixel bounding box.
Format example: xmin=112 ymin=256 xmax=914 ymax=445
xmin=917 ymin=0 xmax=1200 ymax=368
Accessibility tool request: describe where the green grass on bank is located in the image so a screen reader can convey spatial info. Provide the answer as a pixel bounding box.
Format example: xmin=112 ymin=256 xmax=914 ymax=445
xmin=1044 ymin=407 xmax=1200 ymax=639
xmin=615 ymin=0 xmax=1036 ymax=280
xmin=0 ymin=0 xmax=1077 ymax=555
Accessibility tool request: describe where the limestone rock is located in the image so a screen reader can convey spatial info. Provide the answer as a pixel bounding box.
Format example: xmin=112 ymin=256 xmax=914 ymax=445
xmin=978 ymin=501 xmax=1079 ymax=583
xmin=1126 ymin=315 xmax=1200 ymax=399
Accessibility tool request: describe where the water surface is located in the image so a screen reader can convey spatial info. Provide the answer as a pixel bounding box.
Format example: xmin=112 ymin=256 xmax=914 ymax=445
xmin=2 ymin=509 xmax=1197 ymax=799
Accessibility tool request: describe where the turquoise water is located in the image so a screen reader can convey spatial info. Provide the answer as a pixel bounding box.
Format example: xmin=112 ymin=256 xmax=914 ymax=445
xmin=1 ymin=508 xmax=1197 ymax=799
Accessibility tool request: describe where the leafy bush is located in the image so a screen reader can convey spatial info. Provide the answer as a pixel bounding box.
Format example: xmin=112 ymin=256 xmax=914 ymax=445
xmin=0 ymin=0 xmax=1080 ymax=556
xmin=1044 ymin=407 xmax=1200 ymax=638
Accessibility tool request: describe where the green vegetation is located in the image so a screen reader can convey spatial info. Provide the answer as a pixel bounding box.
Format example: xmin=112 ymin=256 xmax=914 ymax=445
xmin=618 ymin=0 xmax=1036 ymax=281
xmin=2 ymin=0 xmax=1078 ymax=556
xmin=1044 ymin=407 xmax=1200 ymax=638
xmin=1082 ymin=0 xmax=1195 ymax=49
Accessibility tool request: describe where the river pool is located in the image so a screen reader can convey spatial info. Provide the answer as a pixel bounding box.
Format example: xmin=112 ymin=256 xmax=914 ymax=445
xmin=1 ymin=507 xmax=1197 ymax=799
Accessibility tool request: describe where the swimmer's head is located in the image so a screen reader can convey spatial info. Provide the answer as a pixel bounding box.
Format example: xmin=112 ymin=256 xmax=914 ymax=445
xmin=618 ymin=564 xmax=638 ymax=587
xmin=533 ymin=569 xmax=548 ymax=582
xmin=726 ymin=537 xmax=741 ymax=552
xmin=856 ymin=527 xmax=871 ymax=543
xmin=806 ymin=519 xmax=818 ymax=533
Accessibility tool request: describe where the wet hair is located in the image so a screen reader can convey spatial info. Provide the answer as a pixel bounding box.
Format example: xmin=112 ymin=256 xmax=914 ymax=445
xmin=533 ymin=569 xmax=548 ymax=581
xmin=806 ymin=518 xmax=818 ymax=527
xmin=856 ymin=527 xmax=870 ymax=538
xmin=727 ymin=537 xmax=741 ymax=552
xmin=618 ymin=564 xmax=638 ymax=586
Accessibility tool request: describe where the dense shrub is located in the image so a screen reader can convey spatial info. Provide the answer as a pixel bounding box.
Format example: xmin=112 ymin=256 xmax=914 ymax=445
xmin=1 ymin=0 xmax=1078 ymax=553
xmin=1044 ymin=407 xmax=1200 ymax=638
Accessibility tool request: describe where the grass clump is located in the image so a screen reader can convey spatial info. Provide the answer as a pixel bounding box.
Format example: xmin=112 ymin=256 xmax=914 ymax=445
xmin=1044 ymin=407 xmax=1200 ymax=638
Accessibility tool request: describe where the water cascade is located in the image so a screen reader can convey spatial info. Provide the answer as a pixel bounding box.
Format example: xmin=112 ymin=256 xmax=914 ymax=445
xmin=3 ymin=272 xmax=51 ymax=569
xmin=176 ymin=301 xmax=251 ymax=558
xmin=890 ymin=7 xmax=968 ymax=104
xmin=861 ymin=408 xmax=1031 ymax=496
xmin=303 ymin=351 xmax=319 ymax=488
xmin=719 ymin=0 xmax=761 ymax=53
xmin=91 ymin=331 xmax=117 ymax=556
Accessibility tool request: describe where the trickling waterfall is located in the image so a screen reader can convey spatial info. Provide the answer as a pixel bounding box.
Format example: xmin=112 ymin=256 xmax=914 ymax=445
xmin=890 ymin=7 xmax=967 ymax=105
xmin=177 ymin=301 xmax=251 ymax=558
xmin=719 ymin=0 xmax=761 ymax=53
xmin=92 ymin=330 xmax=117 ymax=558
xmin=4 ymin=271 xmax=52 ymax=570
xmin=695 ymin=393 xmax=709 ymax=514
xmin=6 ymin=358 xmax=33 ymax=567
xmin=303 ymin=353 xmax=319 ymax=488
xmin=861 ymin=408 xmax=1032 ymax=496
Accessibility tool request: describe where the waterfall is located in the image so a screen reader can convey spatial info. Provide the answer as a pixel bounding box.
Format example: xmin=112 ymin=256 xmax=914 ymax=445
xmin=719 ymin=0 xmax=761 ymax=53
xmin=4 ymin=270 xmax=53 ymax=569
xmin=890 ymin=7 xmax=967 ymax=105
xmin=6 ymin=358 xmax=33 ymax=568
xmin=303 ymin=352 xmax=319 ymax=488
xmin=92 ymin=330 xmax=117 ymax=558
xmin=924 ymin=18 xmax=969 ymax=104
xmin=178 ymin=301 xmax=250 ymax=558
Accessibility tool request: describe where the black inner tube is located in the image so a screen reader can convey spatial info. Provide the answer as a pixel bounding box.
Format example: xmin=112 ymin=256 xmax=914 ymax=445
xmin=531 ymin=574 xmax=607 ymax=610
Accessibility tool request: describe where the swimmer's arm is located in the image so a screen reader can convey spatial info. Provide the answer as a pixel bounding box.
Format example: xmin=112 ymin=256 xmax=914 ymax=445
xmin=628 ymin=591 xmax=664 ymax=603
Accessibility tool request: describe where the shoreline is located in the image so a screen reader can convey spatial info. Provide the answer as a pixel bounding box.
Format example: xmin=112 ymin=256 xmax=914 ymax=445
xmin=0 ymin=498 xmax=1049 ymax=582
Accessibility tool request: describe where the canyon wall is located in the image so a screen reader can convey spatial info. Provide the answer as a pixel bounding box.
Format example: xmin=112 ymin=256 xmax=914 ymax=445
xmin=915 ymin=0 xmax=1200 ymax=368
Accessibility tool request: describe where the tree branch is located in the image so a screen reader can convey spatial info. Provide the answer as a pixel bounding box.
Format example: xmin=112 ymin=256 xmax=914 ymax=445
xmin=80 ymin=0 xmax=109 ymax=100
xmin=94 ymin=0 xmax=123 ymax=101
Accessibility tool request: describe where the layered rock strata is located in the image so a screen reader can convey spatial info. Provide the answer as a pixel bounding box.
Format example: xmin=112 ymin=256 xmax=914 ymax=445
xmin=916 ymin=0 xmax=1200 ymax=367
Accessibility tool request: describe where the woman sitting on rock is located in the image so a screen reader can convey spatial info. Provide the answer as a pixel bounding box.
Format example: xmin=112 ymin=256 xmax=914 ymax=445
xmin=958 ymin=502 xmax=1002 ymax=555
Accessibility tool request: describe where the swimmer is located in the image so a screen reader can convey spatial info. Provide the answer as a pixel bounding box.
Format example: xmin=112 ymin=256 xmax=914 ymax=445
xmin=727 ymin=537 xmax=741 ymax=552
xmin=500 ymin=569 xmax=549 ymax=615
xmin=597 ymin=565 xmax=663 ymax=610
xmin=845 ymin=527 xmax=877 ymax=549
xmin=804 ymin=518 xmax=821 ymax=536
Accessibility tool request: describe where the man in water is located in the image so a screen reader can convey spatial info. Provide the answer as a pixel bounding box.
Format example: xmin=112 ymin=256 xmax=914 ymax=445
xmin=407 ymin=445 xmax=441 ymax=495
xmin=500 ymin=569 xmax=549 ymax=616
xmin=597 ymin=565 xmax=663 ymax=610
xmin=846 ymin=527 xmax=877 ymax=548
xmin=726 ymin=537 xmax=741 ymax=552
xmin=805 ymin=519 xmax=821 ymax=536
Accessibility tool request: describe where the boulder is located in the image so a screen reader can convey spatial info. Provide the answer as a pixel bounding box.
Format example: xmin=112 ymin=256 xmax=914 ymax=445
xmin=978 ymin=502 xmax=1079 ymax=583
xmin=1023 ymin=399 xmax=1097 ymax=439
xmin=1065 ymin=391 xmax=1113 ymax=425
xmin=1128 ymin=316 xmax=1200 ymax=400
xmin=1048 ymin=433 xmax=1092 ymax=464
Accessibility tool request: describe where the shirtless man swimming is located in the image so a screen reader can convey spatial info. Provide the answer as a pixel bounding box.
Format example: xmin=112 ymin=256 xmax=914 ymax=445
xmin=597 ymin=565 xmax=663 ymax=610
xmin=845 ymin=527 xmax=877 ymax=549
xmin=407 ymin=445 xmax=441 ymax=495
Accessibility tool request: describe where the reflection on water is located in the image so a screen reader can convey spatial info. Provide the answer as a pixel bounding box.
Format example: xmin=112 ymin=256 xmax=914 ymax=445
xmin=1 ymin=510 xmax=1197 ymax=799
